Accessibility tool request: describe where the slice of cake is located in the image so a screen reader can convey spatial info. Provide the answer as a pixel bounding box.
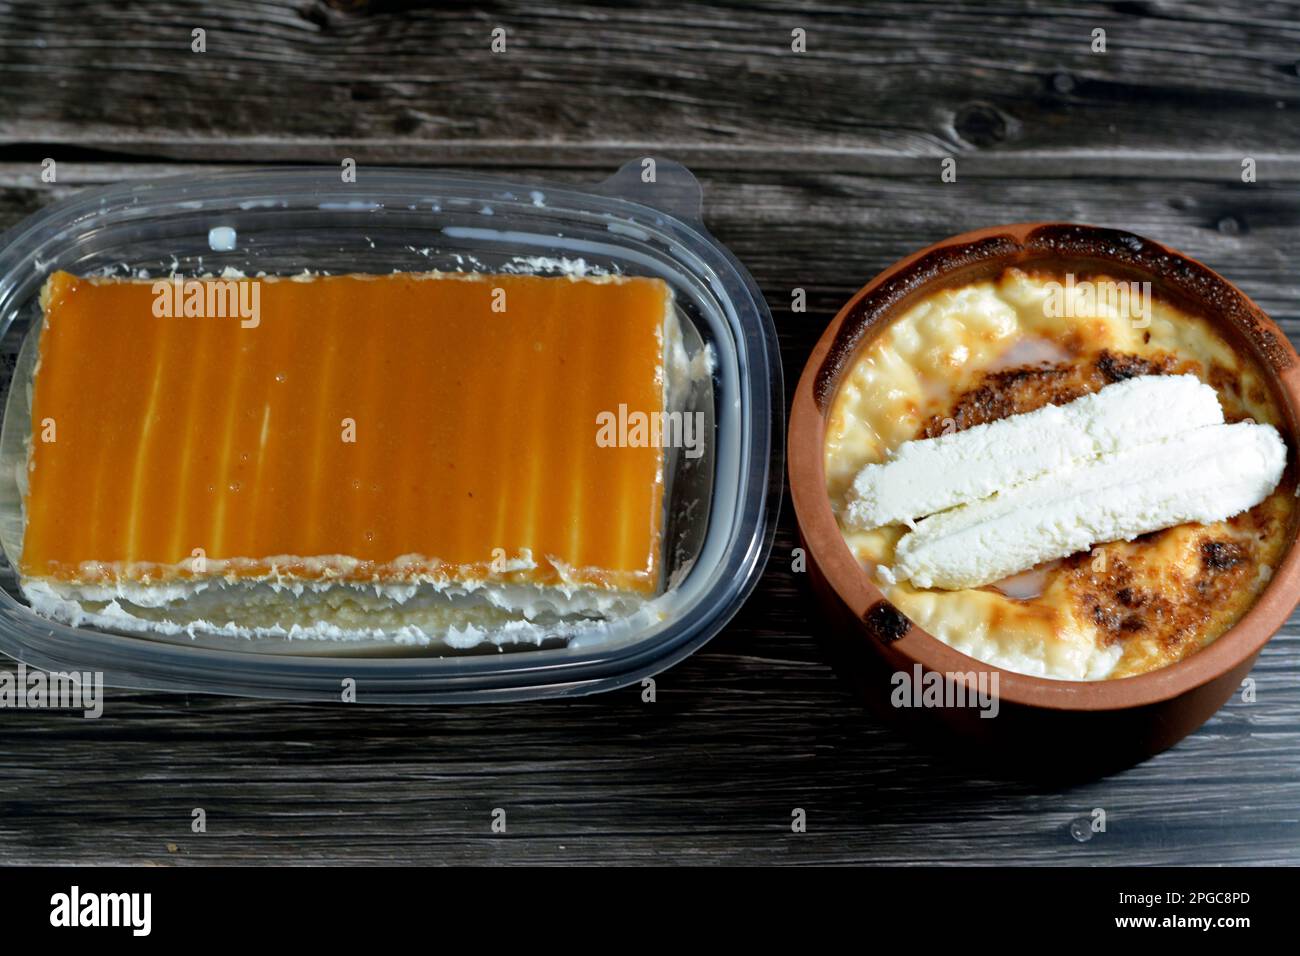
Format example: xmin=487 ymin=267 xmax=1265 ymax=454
xmin=17 ymin=269 xmax=678 ymax=643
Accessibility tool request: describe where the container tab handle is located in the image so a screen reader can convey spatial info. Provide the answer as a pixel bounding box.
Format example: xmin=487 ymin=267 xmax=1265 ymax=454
xmin=597 ymin=157 xmax=704 ymax=223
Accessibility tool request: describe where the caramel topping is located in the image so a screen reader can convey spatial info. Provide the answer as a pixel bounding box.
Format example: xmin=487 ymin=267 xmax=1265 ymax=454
xmin=21 ymin=271 xmax=669 ymax=593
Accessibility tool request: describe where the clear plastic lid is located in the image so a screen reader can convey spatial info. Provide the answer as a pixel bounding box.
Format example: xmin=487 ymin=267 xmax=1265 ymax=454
xmin=0 ymin=159 xmax=782 ymax=702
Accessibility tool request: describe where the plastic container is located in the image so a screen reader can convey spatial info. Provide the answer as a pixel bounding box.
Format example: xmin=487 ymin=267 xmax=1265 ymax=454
xmin=0 ymin=159 xmax=782 ymax=702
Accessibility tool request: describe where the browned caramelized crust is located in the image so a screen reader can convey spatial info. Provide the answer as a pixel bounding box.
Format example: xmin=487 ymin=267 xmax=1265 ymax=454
xmin=920 ymin=350 xmax=1184 ymax=438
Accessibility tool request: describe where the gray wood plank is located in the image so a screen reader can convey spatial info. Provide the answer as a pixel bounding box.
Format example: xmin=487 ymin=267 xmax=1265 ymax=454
xmin=2 ymin=0 xmax=1300 ymax=171
xmin=1 ymin=164 xmax=1299 ymax=864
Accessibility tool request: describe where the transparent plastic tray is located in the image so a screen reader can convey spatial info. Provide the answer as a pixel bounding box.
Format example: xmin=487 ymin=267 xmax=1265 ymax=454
xmin=0 ymin=159 xmax=782 ymax=702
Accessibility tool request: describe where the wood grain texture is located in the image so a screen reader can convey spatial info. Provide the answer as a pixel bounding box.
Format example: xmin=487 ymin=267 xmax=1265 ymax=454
xmin=2 ymin=0 xmax=1300 ymax=170
xmin=1 ymin=0 xmax=1300 ymax=866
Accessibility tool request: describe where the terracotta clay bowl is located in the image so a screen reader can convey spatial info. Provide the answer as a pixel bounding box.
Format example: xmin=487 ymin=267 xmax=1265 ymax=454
xmin=789 ymin=223 xmax=1300 ymax=776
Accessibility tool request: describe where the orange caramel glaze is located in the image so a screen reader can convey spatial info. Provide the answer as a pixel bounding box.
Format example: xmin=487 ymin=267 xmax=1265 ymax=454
xmin=21 ymin=271 xmax=669 ymax=593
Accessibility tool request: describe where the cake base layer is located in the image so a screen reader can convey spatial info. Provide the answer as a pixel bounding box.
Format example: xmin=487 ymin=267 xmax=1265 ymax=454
xmin=21 ymin=576 xmax=658 ymax=648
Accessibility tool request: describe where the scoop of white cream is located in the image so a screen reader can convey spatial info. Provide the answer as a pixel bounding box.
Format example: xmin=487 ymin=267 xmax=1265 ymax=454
xmin=888 ymin=416 xmax=1287 ymax=590
xmin=845 ymin=374 xmax=1225 ymax=530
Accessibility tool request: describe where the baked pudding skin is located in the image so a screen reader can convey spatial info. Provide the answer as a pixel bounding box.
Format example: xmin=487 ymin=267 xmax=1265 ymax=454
xmin=823 ymin=266 xmax=1294 ymax=681
xmin=789 ymin=223 xmax=1300 ymax=771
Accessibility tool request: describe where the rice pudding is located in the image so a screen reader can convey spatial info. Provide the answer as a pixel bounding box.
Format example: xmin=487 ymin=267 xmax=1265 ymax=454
xmin=824 ymin=266 xmax=1295 ymax=680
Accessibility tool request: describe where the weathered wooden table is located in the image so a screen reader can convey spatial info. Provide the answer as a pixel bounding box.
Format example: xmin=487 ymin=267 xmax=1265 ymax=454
xmin=1 ymin=0 xmax=1297 ymax=865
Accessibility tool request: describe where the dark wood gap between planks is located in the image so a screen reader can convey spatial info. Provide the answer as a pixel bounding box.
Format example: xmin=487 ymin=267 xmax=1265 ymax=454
xmin=3 ymin=148 xmax=1300 ymax=181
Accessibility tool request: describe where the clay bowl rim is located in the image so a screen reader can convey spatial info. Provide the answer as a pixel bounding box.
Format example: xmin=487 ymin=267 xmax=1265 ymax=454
xmin=788 ymin=221 xmax=1300 ymax=712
